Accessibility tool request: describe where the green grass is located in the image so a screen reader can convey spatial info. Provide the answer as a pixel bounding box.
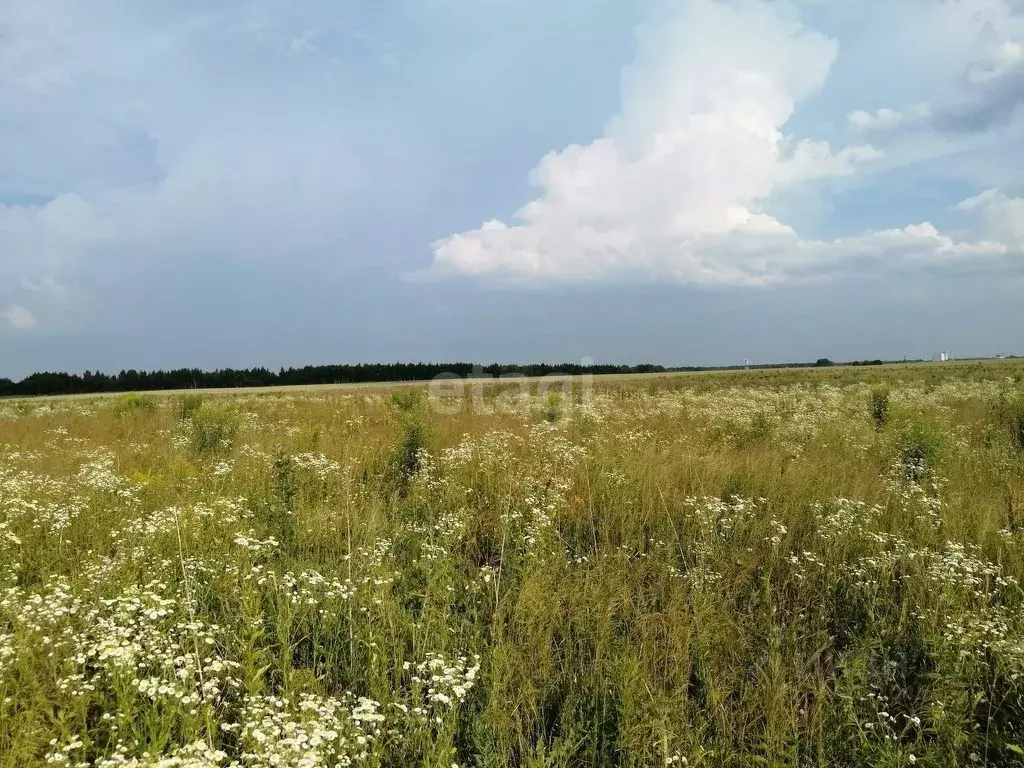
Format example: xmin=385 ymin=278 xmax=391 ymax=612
xmin=2 ymin=362 xmax=1024 ymax=766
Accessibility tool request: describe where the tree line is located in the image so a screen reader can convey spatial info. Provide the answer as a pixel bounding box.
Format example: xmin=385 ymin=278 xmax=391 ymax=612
xmin=0 ymin=362 xmax=669 ymax=397
xmin=0 ymin=357 xmax=925 ymax=398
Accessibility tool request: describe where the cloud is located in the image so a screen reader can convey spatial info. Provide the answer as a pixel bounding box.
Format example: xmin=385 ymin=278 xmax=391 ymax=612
xmin=957 ymin=188 xmax=1024 ymax=247
xmin=933 ymin=59 xmax=1024 ymax=133
xmin=4 ymin=304 xmax=38 ymax=330
xmin=848 ymin=12 xmax=1024 ymax=137
xmin=428 ymin=0 xmax=1021 ymax=285
xmin=968 ymin=40 xmax=1024 ymax=84
xmin=427 ymin=0 xmax=1024 ymax=286
xmin=0 ymin=1 xmax=438 ymax=324
xmin=848 ymin=104 xmax=931 ymax=131
xmin=924 ymin=33 xmax=1024 ymax=134
xmin=1 ymin=0 xmax=1021 ymax=350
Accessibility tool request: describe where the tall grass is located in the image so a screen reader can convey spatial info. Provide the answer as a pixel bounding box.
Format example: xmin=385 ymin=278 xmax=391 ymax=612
xmin=1 ymin=361 xmax=1024 ymax=766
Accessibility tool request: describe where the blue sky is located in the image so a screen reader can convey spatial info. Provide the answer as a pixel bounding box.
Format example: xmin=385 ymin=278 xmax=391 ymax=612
xmin=1 ymin=0 xmax=1022 ymax=378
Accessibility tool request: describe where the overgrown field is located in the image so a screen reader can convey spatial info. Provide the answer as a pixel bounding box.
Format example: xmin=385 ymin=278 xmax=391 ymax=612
xmin=3 ymin=362 xmax=1024 ymax=767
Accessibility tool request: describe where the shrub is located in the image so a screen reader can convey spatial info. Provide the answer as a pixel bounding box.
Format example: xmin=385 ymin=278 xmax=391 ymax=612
xmin=189 ymin=403 xmax=239 ymax=456
xmin=868 ymin=386 xmax=890 ymax=431
xmin=892 ymin=422 xmax=943 ymax=482
xmin=113 ymin=392 xmax=156 ymax=415
xmin=264 ymin=452 xmax=298 ymax=548
xmin=176 ymin=393 xmax=204 ymax=421
xmin=393 ymin=417 xmax=427 ymax=488
xmin=543 ymin=391 xmax=562 ymax=423
xmin=293 ymin=424 xmax=322 ymax=452
xmin=997 ymin=395 xmax=1024 ymax=453
xmin=719 ymin=411 xmax=776 ymax=449
xmin=388 ymin=392 xmax=430 ymax=496
xmin=391 ymin=390 xmax=424 ymax=413
xmin=1012 ymin=407 xmax=1024 ymax=453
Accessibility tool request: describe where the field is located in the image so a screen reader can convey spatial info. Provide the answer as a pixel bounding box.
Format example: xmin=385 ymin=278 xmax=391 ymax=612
xmin=3 ymin=361 xmax=1024 ymax=767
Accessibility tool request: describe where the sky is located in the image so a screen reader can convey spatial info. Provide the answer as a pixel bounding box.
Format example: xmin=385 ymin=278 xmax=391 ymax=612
xmin=0 ymin=0 xmax=1022 ymax=378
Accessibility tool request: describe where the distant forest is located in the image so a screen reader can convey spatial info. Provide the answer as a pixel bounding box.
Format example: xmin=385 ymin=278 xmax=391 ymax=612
xmin=0 ymin=362 xmax=666 ymax=397
xmin=0 ymin=357 xmax=900 ymax=398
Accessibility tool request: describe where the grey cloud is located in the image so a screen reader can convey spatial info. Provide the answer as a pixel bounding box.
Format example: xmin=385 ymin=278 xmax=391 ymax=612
xmin=931 ymin=60 xmax=1024 ymax=132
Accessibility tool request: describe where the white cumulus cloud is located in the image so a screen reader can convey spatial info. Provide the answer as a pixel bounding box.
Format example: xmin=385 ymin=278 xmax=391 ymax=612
xmin=429 ymin=0 xmax=1021 ymax=285
xmin=848 ymin=104 xmax=931 ymax=131
xmin=957 ymin=188 xmax=1024 ymax=247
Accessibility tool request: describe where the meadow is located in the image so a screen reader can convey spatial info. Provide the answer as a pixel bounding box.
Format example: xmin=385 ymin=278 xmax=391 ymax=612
xmin=2 ymin=361 xmax=1024 ymax=767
